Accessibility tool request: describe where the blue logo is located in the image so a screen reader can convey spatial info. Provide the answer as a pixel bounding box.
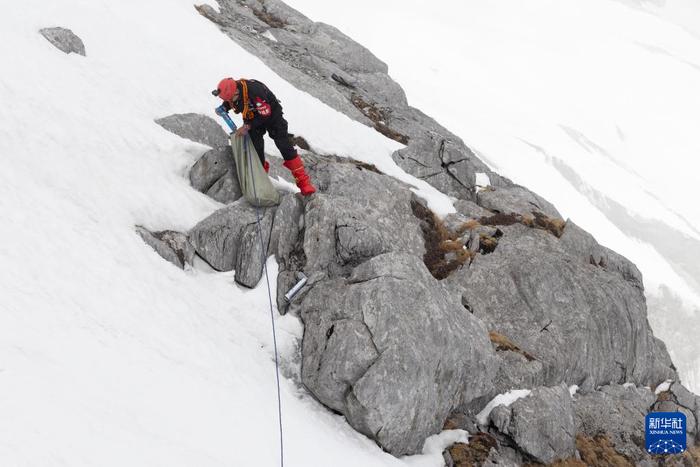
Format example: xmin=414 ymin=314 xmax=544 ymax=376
xmin=645 ymin=412 xmax=686 ymax=455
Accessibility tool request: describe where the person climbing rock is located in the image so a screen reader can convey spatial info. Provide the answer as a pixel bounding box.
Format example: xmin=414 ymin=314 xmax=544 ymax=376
xmin=213 ymin=77 xmax=316 ymax=196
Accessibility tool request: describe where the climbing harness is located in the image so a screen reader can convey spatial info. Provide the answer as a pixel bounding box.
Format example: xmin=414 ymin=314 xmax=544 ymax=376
xmin=240 ymin=79 xmax=256 ymax=121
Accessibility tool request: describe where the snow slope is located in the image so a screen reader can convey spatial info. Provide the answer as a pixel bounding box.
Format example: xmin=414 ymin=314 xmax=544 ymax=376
xmin=285 ymin=0 xmax=700 ymax=391
xmin=0 ymin=1 xmax=457 ymax=466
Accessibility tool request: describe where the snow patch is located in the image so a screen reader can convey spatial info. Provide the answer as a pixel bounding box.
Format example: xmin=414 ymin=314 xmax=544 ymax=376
xmin=568 ymin=385 xmax=579 ymax=397
xmin=475 ymin=172 xmax=491 ymax=192
xmin=655 ymin=380 xmax=674 ymax=394
xmin=476 ymin=389 xmax=532 ymax=425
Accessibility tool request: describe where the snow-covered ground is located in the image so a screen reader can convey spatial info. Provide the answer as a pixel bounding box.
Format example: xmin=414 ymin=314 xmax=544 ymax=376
xmin=286 ymin=0 xmax=700 ymax=391
xmin=0 ymin=1 xmax=456 ymax=466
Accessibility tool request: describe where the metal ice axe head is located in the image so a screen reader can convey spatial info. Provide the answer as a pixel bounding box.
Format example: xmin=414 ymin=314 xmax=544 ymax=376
xmin=284 ymin=272 xmax=307 ymax=302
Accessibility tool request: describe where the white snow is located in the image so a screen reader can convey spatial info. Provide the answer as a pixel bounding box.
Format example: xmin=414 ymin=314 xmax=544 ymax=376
xmin=568 ymin=385 xmax=580 ymax=397
xmin=286 ymin=0 xmax=700 ymax=392
xmin=0 ymin=1 xmax=452 ymax=466
xmin=475 ymin=172 xmax=491 ymax=192
xmin=655 ymin=380 xmax=674 ymax=395
xmin=476 ymin=389 xmax=532 ymax=426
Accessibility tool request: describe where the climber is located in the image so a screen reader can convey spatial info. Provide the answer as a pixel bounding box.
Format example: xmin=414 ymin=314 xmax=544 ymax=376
xmin=213 ymin=77 xmax=316 ymax=196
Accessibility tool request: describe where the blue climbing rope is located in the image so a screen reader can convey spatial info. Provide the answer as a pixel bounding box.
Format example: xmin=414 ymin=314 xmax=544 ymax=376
xmin=243 ymin=135 xmax=285 ymax=467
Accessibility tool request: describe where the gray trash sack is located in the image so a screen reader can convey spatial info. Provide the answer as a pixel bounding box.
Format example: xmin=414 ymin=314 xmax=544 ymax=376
xmin=231 ymin=134 xmax=280 ymax=207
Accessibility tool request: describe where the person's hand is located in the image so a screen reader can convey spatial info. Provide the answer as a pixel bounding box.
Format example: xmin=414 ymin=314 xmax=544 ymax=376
xmin=235 ymin=124 xmax=250 ymax=137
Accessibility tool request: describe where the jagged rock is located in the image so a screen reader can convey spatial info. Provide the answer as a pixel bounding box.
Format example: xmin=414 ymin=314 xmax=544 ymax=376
xmin=560 ymin=219 xmax=643 ymax=288
xmin=458 ymin=224 xmax=675 ymax=390
xmin=574 ymin=384 xmax=655 ymax=462
xmin=155 ymin=113 xmax=230 ymax=149
xmin=300 ymin=252 xmax=498 ymax=455
xmin=136 ymin=226 xmax=195 ymax=269
xmin=187 ymin=199 xmax=275 ymax=286
xmin=477 ymin=184 xmax=561 ymax=218
xmin=392 ymin=132 xmax=492 ymax=200
xmin=39 ymin=27 xmax=85 ymax=56
xmin=488 ymin=384 xmax=576 ymax=464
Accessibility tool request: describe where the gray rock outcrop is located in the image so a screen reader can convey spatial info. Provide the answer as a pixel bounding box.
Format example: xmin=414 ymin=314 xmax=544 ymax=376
xmin=300 ymin=252 xmax=498 ymax=455
xmin=136 ymin=226 xmax=195 ymax=269
xmin=39 ymin=27 xmax=85 ymax=56
xmin=458 ymin=224 xmax=675 ymax=391
xmin=296 ymin=155 xmax=424 ymax=278
xmin=487 ymin=385 xmax=576 ymax=464
xmin=155 ymin=113 xmax=230 ymax=149
xmin=188 ymin=199 xmax=275 ymax=287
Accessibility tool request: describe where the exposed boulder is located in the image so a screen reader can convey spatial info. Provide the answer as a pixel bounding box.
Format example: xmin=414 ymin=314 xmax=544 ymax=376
xmin=299 ymin=156 xmax=424 ymax=278
xmin=187 ymin=199 xmax=275 ymax=286
xmin=188 ymin=146 xmax=243 ymax=204
xmin=39 ymin=27 xmax=85 ymax=56
xmin=136 ymin=226 xmax=195 ymax=269
xmin=300 ymin=252 xmax=498 ymax=455
xmin=458 ymin=224 xmax=675 ymax=390
xmin=189 ymin=146 xmax=235 ymax=192
xmin=155 ymin=113 xmax=230 ymax=149
xmin=487 ymin=384 xmax=576 ymax=464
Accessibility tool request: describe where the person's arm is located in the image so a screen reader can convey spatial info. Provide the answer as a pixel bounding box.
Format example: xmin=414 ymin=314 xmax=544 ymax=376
xmin=245 ymin=81 xmax=274 ymax=130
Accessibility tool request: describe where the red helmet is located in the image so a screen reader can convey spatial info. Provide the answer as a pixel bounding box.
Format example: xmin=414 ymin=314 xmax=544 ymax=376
xmin=216 ymin=78 xmax=238 ymax=100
